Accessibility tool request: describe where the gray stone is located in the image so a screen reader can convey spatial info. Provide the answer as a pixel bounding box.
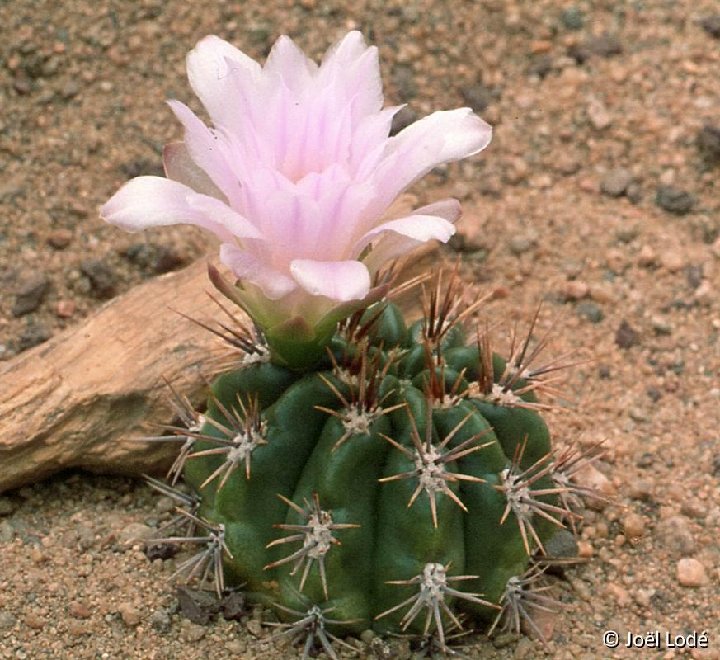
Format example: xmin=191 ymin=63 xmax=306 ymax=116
xmin=12 ymin=273 xmax=49 ymax=317
xmin=698 ymin=124 xmax=720 ymax=163
xmin=543 ymin=528 xmax=579 ymax=559
xmin=80 ymin=259 xmax=117 ymax=299
xmin=18 ymin=323 xmax=52 ymax=352
xmin=392 ymin=64 xmax=416 ymax=101
xmin=460 ymin=83 xmax=494 ymax=112
xmin=0 ymin=520 xmax=15 ymax=543
xmin=700 ymin=15 xmax=720 ymax=39
xmin=560 ymin=6 xmax=584 ymax=30
xmin=389 ymin=106 xmax=417 ymax=136
xmin=0 ymin=610 xmax=16 ymax=631
xmin=615 ymin=320 xmax=641 ymax=348
xmin=576 ymin=301 xmax=604 ymax=323
xmin=150 ymin=609 xmax=172 ymax=634
xmin=0 ymin=497 xmax=15 ymax=516
xmin=656 ymin=186 xmax=695 ymax=215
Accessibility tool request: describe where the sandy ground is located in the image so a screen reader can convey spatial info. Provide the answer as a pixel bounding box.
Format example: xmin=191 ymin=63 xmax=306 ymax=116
xmin=1 ymin=0 xmax=719 ymax=657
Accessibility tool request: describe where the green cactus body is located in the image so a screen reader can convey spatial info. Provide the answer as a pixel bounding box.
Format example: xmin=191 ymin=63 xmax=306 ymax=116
xmin=179 ymin=301 xmax=570 ymax=641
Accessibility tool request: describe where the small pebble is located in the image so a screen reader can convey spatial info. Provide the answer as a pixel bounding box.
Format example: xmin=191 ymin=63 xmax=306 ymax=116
xmin=389 ymin=106 xmax=417 ymax=136
xmin=600 ymin=168 xmax=632 ymax=197
xmin=560 ymin=6 xmax=584 ymax=30
xmin=513 ymin=637 xmax=535 ymax=659
xmin=460 ymin=83 xmax=494 ymax=112
xmin=117 ymin=602 xmax=141 ymax=627
xmin=655 ymin=185 xmax=695 ymax=215
xmin=676 ymin=558 xmax=707 ymax=587
xmin=509 ymin=234 xmax=535 ymax=255
xmin=24 ymin=613 xmax=46 ymax=630
xmin=246 ymin=619 xmax=262 ymax=636
xmin=622 ymin=512 xmax=646 ymax=539
xmin=660 ymin=250 xmax=686 ymax=272
xmin=694 ymin=279 xmax=713 ymax=305
xmin=589 ymin=282 xmax=615 ymax=304
xmin=80 ymin=259 xmax=117 ymax=299
xmin=0 ymin=610 xmax=16 ymax=631
xmin=67 ymin=620 xmax=90 ymax=637
xmin=543 ymin=528 xmax=578 ymax=559
xmin=634 ymin=588 xmax=655 ymax=608
xmin=588 ymin=99 xmax=612 ymax=130
xmin=116 ymin=522 xmax=154 ymax=546
xmin=637 ymin=245 xmax=657 ymax=267
xmin=12 ymin=273 xmax=49 ymax=317
xmin=224 ymin=640 xmax=246 ymax=653
xmin=685 ymin=263 xmax=704 ymax=289
xmin=181 ymin=622 xmax=207 ymax=642
xmin=574 ymin=463 xmax=614 ymax=509
xmin=615 ymin=320 xmax=640 ymax=348
xmin=149 ymin=609 xmax=172 ymax=634
xmin=60 ymin=80 xmax=80 ymax=100
xmin=651 ymin=315 xmax=672 ymax=335
xmin=656 ymin=515 xmax=696 ymax=557
xmin=576 ymin=301 xmax=604 ymax=323
xmin=605 ymin=247 xmax=626 ymax=273
xmin=0 ymin=520 xmax=15 ymax=542
xmin=18 ymin=323 xmax=52 ymax=352
xmin=606 ymin=583 xmax=631 ymax=607
xmin=585 ymin=34 xmax=623 ymax=57
xmin=56 ymin=300 xmax=76 ymax=318
xmin=628 ymin=479 xmax=654 ymax=501
xmin=47 ymin=228 xmax=73 ymax=249
xmin=577 ymin=540 xmax=594 ymax=558
xmin=0 ymin=497 xmax=15 ymax=516
xmin=528 ymin=54 xmax=553 ymax=79
xmin=700 ymin=15 xmax=720 ymax=39
xmin=697 ymin=124 xmax=720 ymax=163
xmin=69 ymin=602 xmax=92 ymax=619
xmin=563 ymin=280 xmax=589 ymax=300
xmin=680 ymin=499 xmax=706 ymax=519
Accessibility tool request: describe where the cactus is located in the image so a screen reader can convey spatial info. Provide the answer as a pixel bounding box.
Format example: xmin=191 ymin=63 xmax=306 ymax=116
xmin=146 ymin=271 xmax=592 ymax=655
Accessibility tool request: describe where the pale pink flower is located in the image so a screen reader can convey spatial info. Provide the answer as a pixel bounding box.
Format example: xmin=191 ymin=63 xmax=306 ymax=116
xmin=101 ymin=31 xmax=491 ymax=359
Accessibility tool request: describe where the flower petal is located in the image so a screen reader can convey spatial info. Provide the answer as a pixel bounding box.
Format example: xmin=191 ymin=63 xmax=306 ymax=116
xmin=101 ymin=177 xmax=229 ymax=241
xmin=357 ymin=198 xmax=461 ymax=247
xmin=319 ymin=31 xmax=383 ymax=120
xmin=186 ymin=35 xmax=261 ymax=132
xmin=263 ymin=35 xmax=318 ymax=94
xmin=220 ymin=243 xmax=297 ymax=300
xmin=167 ymin=100 xmax=243 ymax=206
xmin=163 ymin=141 xmax=225 ymax=200
xmin=185 ymin=195 xmax=262 ymax=240
xmin=290 ymin=259 xmax=370 ymax=301
xmin=359 ymin=198 xmax=462 ymax=274
xmin=372 ymin=108 xmax=492 ymax=210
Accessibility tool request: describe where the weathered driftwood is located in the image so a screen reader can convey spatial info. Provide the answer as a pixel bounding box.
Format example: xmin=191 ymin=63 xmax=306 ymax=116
xmin=0 ymin=248 xmax=441 ymax=494
xmin=0 ymin=259 xmax=225 ymax=493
